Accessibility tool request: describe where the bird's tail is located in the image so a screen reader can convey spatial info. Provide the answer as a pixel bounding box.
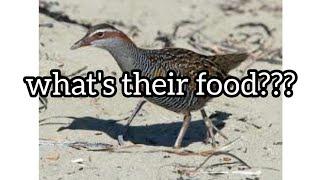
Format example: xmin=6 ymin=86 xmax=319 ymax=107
xmin=211 ymin=53 xmax=248 ymax=74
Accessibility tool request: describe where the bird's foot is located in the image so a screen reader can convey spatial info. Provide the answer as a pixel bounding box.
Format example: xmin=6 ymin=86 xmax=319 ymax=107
xmin=118 ymin=125 xmax=131 ymax=146
xmin=203 ymin=131 xmax=218 ymax=147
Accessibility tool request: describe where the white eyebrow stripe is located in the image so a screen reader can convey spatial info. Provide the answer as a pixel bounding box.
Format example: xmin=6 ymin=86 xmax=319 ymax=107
xmin=89 ymin=29 xmax=115 ymax=36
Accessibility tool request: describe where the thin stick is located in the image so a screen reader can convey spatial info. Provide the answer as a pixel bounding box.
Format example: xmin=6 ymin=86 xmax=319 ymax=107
xmin=67 ymin=66 xmax=88 ymax=77
xmin=194 ymin=151 xmax=251 ymax=171
xmin=206 ymin=170 xmax=261 ymax=176
xmin=39 ymin=139 xmax=141 ymax=152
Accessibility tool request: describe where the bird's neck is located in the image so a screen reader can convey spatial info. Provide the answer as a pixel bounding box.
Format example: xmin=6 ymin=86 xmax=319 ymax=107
xmin=103 ymin=37 xmax=142 ymax=72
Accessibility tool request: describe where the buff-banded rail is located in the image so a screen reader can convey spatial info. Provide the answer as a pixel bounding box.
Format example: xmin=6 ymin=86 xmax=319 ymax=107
xmin=71 ymin=24 xmax=248 ymax=148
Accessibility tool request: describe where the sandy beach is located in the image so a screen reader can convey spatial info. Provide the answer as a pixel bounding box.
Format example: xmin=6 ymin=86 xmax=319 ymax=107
xmin=39 ymin=0 xmax=282 ymax=179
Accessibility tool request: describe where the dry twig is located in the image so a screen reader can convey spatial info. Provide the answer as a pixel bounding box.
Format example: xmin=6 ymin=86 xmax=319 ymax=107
xmin=66 ymin=66 xmax=88 ymax=77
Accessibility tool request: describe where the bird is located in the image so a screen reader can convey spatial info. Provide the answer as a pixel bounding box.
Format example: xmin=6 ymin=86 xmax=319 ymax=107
xmin=71 ymin=23 xmax=248 ymax=148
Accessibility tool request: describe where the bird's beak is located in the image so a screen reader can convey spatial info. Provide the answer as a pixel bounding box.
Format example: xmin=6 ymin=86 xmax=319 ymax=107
xmin=70 ymin=37 xmax=91 ymax=50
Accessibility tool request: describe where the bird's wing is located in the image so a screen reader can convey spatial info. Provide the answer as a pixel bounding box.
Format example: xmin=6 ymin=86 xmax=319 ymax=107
xmin=146 ymin=48 xmax=247 ymax=78
xmin=145 ymin=48 xmax=225 ymax=91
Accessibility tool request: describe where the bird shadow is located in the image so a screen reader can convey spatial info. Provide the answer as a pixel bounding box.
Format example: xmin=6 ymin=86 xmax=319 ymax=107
xmin=57 ymin=111 xmax=232 ymax=147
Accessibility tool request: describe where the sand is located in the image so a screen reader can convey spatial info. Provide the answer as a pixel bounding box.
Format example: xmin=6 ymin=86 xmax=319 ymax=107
xmin=39 ymin=0 xmax=282 ymax=179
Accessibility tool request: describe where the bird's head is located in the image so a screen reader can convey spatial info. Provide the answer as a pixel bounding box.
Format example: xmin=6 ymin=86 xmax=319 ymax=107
xmin=71 ymin=23 xmax=133 ymax=50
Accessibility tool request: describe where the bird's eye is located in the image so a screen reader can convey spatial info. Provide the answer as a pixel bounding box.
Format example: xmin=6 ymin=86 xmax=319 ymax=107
xmin=96 ymin=32 xmax=104 ymax=37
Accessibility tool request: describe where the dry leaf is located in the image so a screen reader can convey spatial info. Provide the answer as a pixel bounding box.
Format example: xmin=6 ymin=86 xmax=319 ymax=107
xmin=45 ymin=152 xmax=60 ymax=161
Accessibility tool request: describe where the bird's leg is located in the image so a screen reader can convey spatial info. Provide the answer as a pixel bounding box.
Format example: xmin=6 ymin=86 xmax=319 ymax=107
xmin=200 ymin=109 xmax=228 ymax=146
xmin=123 ymin=99 xmax=147 ymax=136
xmin=201 ymin=109 xmax=216 ymax=146
xmin=174 ymin=112 xmax=191 ymax=149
